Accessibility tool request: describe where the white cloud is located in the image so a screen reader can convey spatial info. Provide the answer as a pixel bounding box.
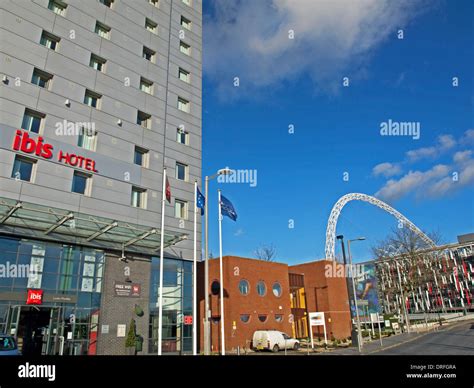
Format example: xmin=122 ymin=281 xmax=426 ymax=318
xmin=204 ymin=0 xmax=428 ymax=98
xmin=234 ymin=228 xmax=245 ymax=237
xmin=461 ymin=129 xmax=474 ymax=145
xmin=406 ymin=134 xmax=456 ymax=162
xmin=375 ymin=149 xmax=474 ymax=202
xmin=375 ymin=164 xmax=449 ymax=202
xmin=453 ymin=150 xmax=472 ymax=164
xmin=372 ymin=162 xmax=402 ymax=178
xmin=425 ymin=158 xmax=474 ymax=198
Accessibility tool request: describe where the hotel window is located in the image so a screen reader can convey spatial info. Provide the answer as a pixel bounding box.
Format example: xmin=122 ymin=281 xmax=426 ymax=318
xmin=72 ymin=172 xmax=90 ymax=195
xmin=149 ymin=0 xmax=159 ymax=7
xmin=21 ymin=109 xmax=44 ymax=134
xmin=145 ymin=18 xmax=157 ymax=34
xmin=177 ymin=97 xmax=190 ymax=113
xmin=137 ymin=111 xmax=151 ymax=129
xmin=131 ymin=187 xmax=147 ymax=208
xmin=179 ymin=41 xmax=191 ymax=56
xmin=48 ymin=0 xmax=66 ymax=15
xmin=174 ymin=199 xmax=188 ymax=219
xmin=140 ymin=77 xmax=153 ymax=95
xmin=89 ymin=54 xmax=106 ymax=72
xmin=40 ymin=31 xmax=60 ymax=50
xmin=142 ymin=46 xmax=156 ymax=63
xmin=95 ymin=22 xmax=111 ymax=40
xmin=175 ymin=162 xmax=187 ymax=181
xmin=178 ymin=68 xmax=190 ymax=83
xmin=11 ymin=156 xmax=35 ymax=182
xmin=239 ymin=279 xmax=250 ymax=295
xmin=257 ymin=281 xmax=266 ymax=297
xmin=176 ymin=128 xmax=188 ymax=145
xmin=134 ymin=147 xmax=149 ymax=167
xmin=84 ymin=90 xmax=101 ymax=108
xmin=99 ymin=0 xmax=114 ymax=8
xmin=182 ymin=0 xmax=191 ymax=6
xmin=180 ymin=16 xmax=191 ymax=30
xmin=77 ymin=129 xmax=97 ymax=151
xmin=31 ymin=68 xmax=53 ymax=89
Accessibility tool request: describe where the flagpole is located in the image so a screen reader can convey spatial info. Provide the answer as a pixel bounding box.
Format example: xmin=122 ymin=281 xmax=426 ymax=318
xmin=158 ymin=167 xmax=167 ymax=355
xmin=218 ymin=189 xmax=225 ymax=355
xmin=193 ymin=180 xmax=198 ymax=356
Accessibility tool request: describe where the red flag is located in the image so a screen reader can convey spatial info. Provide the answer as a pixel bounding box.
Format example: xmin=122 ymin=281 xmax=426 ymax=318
xmin=166 ymin=177 xmax=171 ymax=203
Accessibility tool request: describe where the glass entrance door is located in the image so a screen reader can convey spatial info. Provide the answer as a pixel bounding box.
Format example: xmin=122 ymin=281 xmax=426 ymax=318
xmin=44 ymin=307 xmax=63 ymax=355
xmin=6 ymin=305 xmax=21 ymax=338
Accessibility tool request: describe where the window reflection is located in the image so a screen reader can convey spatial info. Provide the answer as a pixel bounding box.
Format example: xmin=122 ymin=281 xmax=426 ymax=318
xmin=149 ymin=257 xmax=193 ymax=354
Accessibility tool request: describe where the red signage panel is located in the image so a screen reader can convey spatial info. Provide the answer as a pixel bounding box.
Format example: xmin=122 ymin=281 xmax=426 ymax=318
xmin=26 ymin=289 xmax=43 ymax=305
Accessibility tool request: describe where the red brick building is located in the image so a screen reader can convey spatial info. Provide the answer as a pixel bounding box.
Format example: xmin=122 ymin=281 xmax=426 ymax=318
xmin=198 ymin=256 xmax=293 ymax=353
xmin=289 ymin=260 xmax=351 ymax=340
xmin=197 ymin=257 xmax=352 ymax=353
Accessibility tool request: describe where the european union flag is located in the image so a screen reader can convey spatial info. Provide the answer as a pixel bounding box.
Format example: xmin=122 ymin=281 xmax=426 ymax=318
xmin=196 ymin=186 xmax=205 ymax=216
xmin=220 ymin=195 xmax=237 ymax=221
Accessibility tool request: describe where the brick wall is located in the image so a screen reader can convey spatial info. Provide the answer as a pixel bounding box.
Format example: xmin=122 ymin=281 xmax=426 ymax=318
xmin=97 ymin=252 xmax=151 ymax=355
xmin=199 ymin=256 xmax=293 ymax=353
xmin=290 ymin=260 xmax=351 ymax=340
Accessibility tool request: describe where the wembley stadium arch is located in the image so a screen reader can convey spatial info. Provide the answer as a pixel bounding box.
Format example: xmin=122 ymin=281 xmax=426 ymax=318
xmin=325 ymin=193 xmax=436 ymax=260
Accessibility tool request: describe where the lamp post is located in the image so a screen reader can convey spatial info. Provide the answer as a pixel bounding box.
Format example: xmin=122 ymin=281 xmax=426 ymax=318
xmin=203 ymin=167 xmax=234 ymax=355
xmin=347 ymin=237 xmax=366 ymax=352
xmin=336 ymin=235 xmax=358 ymax=347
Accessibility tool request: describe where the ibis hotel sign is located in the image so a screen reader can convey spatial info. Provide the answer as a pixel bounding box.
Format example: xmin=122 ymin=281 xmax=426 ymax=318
xmin=12 ymin=130 xmax=98 ymax=173
xmin=2 ymin=124 xmax=142 ymax=184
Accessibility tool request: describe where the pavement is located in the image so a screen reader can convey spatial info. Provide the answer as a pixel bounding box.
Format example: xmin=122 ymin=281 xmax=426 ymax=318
xmin=324 ymin=319 xmax=474 ymax=355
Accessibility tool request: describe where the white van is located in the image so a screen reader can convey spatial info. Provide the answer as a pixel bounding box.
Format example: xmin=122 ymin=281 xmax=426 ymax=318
xmin=252 ymin=330 xmax=300 ymax=352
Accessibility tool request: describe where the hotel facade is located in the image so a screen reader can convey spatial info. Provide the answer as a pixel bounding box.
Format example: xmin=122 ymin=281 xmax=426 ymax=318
xmin=0 ymin=0 xmax=202 ymax=355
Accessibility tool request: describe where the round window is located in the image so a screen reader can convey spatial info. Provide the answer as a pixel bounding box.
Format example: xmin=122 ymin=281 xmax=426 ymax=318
xmin=258 ymin=314 xmax=267 ymax=323
xmin=256 ymin=281 xmax=266 ymax=297
xmin=240 ymin=314 xmax=250 ymax=323
xmin=238 ymin=279 xmax=249 ymax=295
xmin=211 ymin=280 xmax=220 ymax=295
xmin=275 ymin=314 xmax=283 ymax=323
xmin=272 ymin=282 xmax=282 ymax=297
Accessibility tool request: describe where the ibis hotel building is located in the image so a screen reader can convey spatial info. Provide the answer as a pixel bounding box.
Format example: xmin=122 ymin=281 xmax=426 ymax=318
xmin=0 ymin=0 xmax=202 ymax=355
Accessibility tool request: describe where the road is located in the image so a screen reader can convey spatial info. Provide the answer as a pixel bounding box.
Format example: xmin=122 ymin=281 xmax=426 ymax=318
xmin=243 ymin=320 xmax=474 ymax=356
xmin=374 ymin=320 xmax=474 ymax=355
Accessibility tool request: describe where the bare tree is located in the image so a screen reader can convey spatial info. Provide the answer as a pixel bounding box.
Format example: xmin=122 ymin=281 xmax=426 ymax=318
xmin=254 ymin=244 xmax=276 ymax=262
xmin=372 ymin=227 xmax=443 ymax=259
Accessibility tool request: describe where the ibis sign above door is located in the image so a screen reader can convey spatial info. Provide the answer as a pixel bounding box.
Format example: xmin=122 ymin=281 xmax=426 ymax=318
xmin=12 ymin=130 xmax=98 ymax=173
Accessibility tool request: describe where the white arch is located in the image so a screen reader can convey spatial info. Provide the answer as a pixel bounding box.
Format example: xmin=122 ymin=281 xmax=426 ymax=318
xmin=325 ymin=193 xmax=436 ymax=260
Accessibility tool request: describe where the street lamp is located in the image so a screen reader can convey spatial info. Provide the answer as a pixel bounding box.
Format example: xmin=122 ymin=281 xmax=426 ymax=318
xmin=203 ymin=167 xmax=234 ymax=355
xmin=347 ymin=237 xmax=366 ymax=353
xmin=336 ymin=235 xmax=358 ymax=347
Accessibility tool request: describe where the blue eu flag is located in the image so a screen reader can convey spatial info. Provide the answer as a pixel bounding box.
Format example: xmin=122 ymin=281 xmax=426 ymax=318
xmin=220 ymin=195 xmax=237 ymax=221
xmin=196 ymin=187 xmax=205 ymax=215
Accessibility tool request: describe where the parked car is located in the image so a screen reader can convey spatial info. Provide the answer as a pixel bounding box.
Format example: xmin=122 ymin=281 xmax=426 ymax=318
xmin=0 ymin=334 xmax=20 ymax=356
xmin=252 ymin=330 xmax=300 ymax=352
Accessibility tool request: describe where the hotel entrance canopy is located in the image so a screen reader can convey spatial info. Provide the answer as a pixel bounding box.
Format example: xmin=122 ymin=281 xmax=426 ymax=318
xmin=0 ymin=198 xmax=187 ymax=255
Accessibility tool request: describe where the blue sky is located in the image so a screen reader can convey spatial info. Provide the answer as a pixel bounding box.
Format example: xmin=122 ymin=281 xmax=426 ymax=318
xmin=201 ymin=0 xmax=474 ymax=264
